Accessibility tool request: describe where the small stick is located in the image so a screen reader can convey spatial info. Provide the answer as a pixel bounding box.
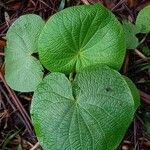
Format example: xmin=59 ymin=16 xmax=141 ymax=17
xmin=30 ymin=142 xmax=40 ymax=150
xmin=111 ymin=0 xmax=126 ymax=11
xmin=134 ymin=49 xmax=148 ymax=61
xmin=38 ymin=0 xmax=53 ymax=9
xmin=139 ymin=33 xmax=148 ymax=45
xmin=81 ymin=0 xmax=90 ymax=5
xmin=0 ymin=71 xmax=34 ymax=137
xmin=133 ymin=119 xmax=137 ymax=148
xmin=4 ymin=12 xmax=10 ymax=27
xmin=123 ymin=54 xmax=129 ymax=74
xmin=140 ymin=91 xmax=150 ymax=104
xmin=29 ymin=0 xmax=36 ymax=6
xmin=0 ymin=52 xmax=5 ymax=56
xmin=0 ymin=84 xmax=29 ymax=130
xmin=0 ymin=84 xmax=15 ymax=110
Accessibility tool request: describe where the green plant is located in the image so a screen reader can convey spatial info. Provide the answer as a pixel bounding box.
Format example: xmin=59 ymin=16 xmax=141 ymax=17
xmin=5 ymin=15 xmax=45 ymax=92
xmin=122 ymin=5 xmax=150 ymax=49
xmin=5 ymin=4 xmax=140 ymax=150
xmin=136 ymin=5 xmax=150 ymax=33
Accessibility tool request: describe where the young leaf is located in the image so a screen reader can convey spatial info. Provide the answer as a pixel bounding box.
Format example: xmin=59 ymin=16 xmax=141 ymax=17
xmin=122 ymin=20 xmax=139 ymax=49
xmin=5 ymin=14 xmax=45 ymax=92
xmin=38 ymin=4 xmax=126 ymax=73
xmin=136 ymin=5 xmax=150 ymax=33
xmin=31 ymin=65 xmax=135 ymax=150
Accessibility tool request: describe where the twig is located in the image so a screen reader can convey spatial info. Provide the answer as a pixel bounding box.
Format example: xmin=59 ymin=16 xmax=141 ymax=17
xmin=140 ymin=91 xmax=150 ymax=104
xmin=81 ymin=0 xmax=90 ymax=5
xmin=0 ymin=86 xmax=6 ymax=109
xmin=0 ymin=71 xmax=34 ymax=137
xmin=123 ymin=54 xmax=129 ymax=74
xmin=111 ymin=0 xmax=126 ymax=11
xmin=0 ymin=52 xmax=5 ymax=56
xmin=139 ymin=33 xmax=148 ymax=45
xmin=123 ymin=3 xmax=134 ymax=20
xmin=134 ymin=49 xmax=148 ymax=61
xmin=4 ymin=12 xmax=10 ymax=27
xmin=30 ymin=142 xmax=40 ymax=150
xmin=133 ymin=119 xmax=138 ymax=149
xmin=0 ymin=84 xmax=15 ymax=111
xmin=0 ymin=84 xmax=26 ymax=129
xmin=38 ymin=0 xmax=54 ymax=9
xmin=29 ymin=0 xmax=36 ymax=6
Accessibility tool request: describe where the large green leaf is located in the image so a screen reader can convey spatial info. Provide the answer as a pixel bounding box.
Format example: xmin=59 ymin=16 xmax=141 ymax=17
xmin=31 ymin=65 xmax=135 ymax=150
xmin=38 ymin=4 xmax=126 ymax=74
xmin=136 ymin=5 xmax=150 ymax=33
xmin=5 ymin=14 xmax=45 ymax=92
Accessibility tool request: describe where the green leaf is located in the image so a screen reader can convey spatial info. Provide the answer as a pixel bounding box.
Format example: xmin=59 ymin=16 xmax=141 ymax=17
xmin=38 ymin=4 xmax=126 ymax=74
xmin=31 ymin=65 xmax=135 ymax=150
xmin=136 ymin=5 xmax=150 ymax=33
xmin=122 ymin=20 xmax=139 ymax=49
xmin=142 ymin=45 xmax=150 ymax=56
xmin=123 ymin=76 xmax=140 ymax=110
xmin=5 ymin=14 xmax=45 ymax=92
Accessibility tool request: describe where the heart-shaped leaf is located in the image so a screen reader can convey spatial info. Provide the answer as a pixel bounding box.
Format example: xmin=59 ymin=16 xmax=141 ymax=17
xmin=5 ymin=14 xmax=45 ymax=92
xmin=136 ymin=5 xmax=150 ymax=33
xmin=38 ymin=4 xmax=126 ymax=74
xmin=31 ymin=65 xmax=135 ymax=150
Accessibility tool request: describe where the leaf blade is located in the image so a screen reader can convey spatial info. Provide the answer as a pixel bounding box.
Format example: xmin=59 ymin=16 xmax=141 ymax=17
xmin=31 ymin=65 xmax=135 ymax=150
xmin=38 ymin=4 xmax=126 ymax=73
xmin=5 ymin=14 xmax=45 ymax=92
xmin=122 ymin=20 xmax=139 ymax=49
xmin=136 ymin=5 xmax=150 ymax=33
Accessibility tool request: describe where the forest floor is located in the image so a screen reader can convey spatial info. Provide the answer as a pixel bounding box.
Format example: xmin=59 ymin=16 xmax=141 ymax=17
xmin=0 ymin=0 xmax=150 ymax=150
